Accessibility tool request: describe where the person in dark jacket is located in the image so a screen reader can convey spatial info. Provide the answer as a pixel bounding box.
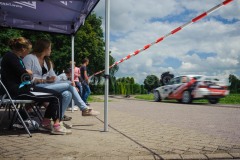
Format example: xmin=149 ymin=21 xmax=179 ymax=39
xmin=1 ymin=37 xmax=71 ymax=135
xmin=80 ymin=58 xmax=91 ymax=105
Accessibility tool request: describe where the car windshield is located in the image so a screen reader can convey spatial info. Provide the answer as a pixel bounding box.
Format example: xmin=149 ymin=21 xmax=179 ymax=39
xmin=193 ymin=76 xmax=202 ymax=80
xmin=167 ymin=77 xmax=182 ymax=85
xmin=167 ymin=78 xmax=175 ymax=85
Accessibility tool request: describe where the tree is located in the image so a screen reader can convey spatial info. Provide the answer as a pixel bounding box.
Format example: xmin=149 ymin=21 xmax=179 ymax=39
xmin=229 ymin=74 xmax=240 ymax=93
xmin=0 ymin=13 xmax=118 ymax=84
xmin=0 ymin=28 xmax=23 ymax=56
xmin=144 ymin=75 xmax=160 ymax=92
xmin=74 ymin=13 xmax=118 ymax=83
xmin=130 ymin=77 xmax=135 ymax=84
xmin=160 ymin=71 xmax=174 ymax=86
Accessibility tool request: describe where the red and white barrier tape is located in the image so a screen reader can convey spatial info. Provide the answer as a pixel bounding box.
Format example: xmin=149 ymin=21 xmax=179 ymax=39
xmin=92 ymin=0 xmax=233 ymax=77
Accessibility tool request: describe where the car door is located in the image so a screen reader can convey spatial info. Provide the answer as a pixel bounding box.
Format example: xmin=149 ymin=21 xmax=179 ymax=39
xmin=168 ymin=77 xmax=182 ymax=98
xmin=160 ymin=78 xmax=175 ymax=99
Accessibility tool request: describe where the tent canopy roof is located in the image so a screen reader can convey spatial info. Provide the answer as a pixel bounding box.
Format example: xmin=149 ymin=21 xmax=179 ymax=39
xmin=0 ymin=0 xmax=99 ymax=34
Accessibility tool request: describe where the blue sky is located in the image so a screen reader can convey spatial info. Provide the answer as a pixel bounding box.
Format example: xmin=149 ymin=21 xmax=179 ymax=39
xmin=93 ymin=0 xmax=240 ymax=84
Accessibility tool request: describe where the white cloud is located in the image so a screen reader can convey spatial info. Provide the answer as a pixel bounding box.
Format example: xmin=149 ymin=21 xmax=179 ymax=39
xmin=94 ymin=0 xmax=240 ymax=83
xmin=180 ymin=0 xmax=240 ymax=20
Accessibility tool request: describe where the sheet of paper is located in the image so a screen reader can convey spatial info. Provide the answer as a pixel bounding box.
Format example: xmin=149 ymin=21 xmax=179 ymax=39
xmin=30 ymin=92 xmax=52 ymax=96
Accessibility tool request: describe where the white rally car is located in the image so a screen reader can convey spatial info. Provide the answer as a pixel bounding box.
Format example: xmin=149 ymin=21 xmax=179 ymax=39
xmin=154 ymin=75 xmax=229 ymax=104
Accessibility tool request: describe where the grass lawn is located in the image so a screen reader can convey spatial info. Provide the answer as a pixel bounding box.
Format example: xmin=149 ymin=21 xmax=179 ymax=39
xmin=87 ymin=95 xmax=104 ymax=102
xmin=135 ymin=94 xmax=240 ymax=104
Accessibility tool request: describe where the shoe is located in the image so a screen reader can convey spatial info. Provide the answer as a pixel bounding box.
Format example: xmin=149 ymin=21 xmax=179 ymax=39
xmin=86 ymin=103 xmax=90 ymax=106
xmin=39 ymin=119 xmax=52 ymax=132
xmin=60 ymin=121 xmax=72 ymax=129
xmin=51 ymin=123 xmax=72 ymax=135
xmin=74 ymin=106 xmax=79 ymax=110
xmin=82 ymin=108 xmax=100 ymax=116
xmin=39 ymin=123 xmax=52 ymax=132
xmin=67 ymin=106 xmax=78 ymax=111
xmin=63 ymin=115 xmax=72 ymax=121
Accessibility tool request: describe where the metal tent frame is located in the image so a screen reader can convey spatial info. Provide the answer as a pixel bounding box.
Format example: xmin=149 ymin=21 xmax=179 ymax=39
xmin=0 ymin=0 xmax=110 ymax=131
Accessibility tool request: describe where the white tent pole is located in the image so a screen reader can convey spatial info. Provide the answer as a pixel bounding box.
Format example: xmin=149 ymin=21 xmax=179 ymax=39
xmin=71 ymin=35 xmax=75 ymax=113
xmin=104 ymin=0 xmax=110 ymax=132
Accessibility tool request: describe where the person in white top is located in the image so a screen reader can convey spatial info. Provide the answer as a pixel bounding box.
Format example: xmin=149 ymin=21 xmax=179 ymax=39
xmin=23 ymin=39 xmax=100 ymax=123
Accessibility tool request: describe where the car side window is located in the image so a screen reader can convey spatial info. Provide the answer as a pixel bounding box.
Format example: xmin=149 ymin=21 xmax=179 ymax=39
xmin=194 ymin=76 xmax=202 ymax=80
xmin=181 ymin=76 xmax=188 ymax=83
xmin=168 ymin=78 xmax=175 ymax=85
xmin=175 ymin=77 xmax=181 ymax=84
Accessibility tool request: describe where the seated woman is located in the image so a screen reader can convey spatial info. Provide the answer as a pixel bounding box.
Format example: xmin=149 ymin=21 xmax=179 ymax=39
xmin=1 ymin=37 xmax=71 ymax=135
xmin=23 ymin=38 xmax=99 ymax=118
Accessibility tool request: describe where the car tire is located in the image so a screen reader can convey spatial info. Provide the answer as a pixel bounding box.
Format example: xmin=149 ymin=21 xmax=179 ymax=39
xmin=208 ymin=98 xmax=219 ymax=104
xmin=154 ymin=91 xmax=161 ymax=102
xmin=182 ymin=90 xmax=192 ymax=104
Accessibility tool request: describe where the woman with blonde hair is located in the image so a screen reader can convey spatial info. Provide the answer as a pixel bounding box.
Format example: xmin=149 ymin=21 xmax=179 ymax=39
xmin=1 ymin=37 xmax=70 ymax=135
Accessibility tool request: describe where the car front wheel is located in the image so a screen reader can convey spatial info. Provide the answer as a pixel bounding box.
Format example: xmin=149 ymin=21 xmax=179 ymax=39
xmin=208 ymin=98 xmax=219 ymax=104
xmin=154 ymin=91 xmax=161 ymax=102
xmin=182 ymin=90 xmax=192 ymax=104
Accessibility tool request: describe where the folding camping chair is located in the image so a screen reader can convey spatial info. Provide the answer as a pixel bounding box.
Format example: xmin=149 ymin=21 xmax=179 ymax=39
xmin=0 ymin=80 xmax=35 ymax=137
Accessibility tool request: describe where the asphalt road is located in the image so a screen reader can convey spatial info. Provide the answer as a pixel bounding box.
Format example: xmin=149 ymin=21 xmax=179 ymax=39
xmin=107 ymin=96 xmax=240 ymax=143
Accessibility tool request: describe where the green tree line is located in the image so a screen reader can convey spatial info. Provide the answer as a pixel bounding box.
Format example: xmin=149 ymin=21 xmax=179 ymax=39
xmin=229 ymin=74 xmax=240 ymax=93
xmin=90 ymin=77 xmax=147 ymax=95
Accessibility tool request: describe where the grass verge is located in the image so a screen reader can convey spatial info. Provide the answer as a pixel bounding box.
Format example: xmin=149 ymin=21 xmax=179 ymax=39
xmin=87 ymin=95 xmax=104 ymax=102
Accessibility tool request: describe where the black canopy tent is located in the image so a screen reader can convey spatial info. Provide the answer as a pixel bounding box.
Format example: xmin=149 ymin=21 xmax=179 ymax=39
xmin=0 ymin=0 xmax=111 ymax=131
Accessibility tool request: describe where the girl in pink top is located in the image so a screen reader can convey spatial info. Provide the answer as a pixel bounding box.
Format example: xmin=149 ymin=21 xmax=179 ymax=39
xmin=70 ymin=61 xmax=82 ymax=97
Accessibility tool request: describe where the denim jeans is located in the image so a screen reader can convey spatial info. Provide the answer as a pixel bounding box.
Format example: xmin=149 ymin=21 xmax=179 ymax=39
xmin=82 ymin=82 xmax=91 ymax=103
xmin=37 ymin=81 xmax=88 ymax=112
xmin=75 ymin=81 xmax=82 ymax=97
xmin=36 ymin=83 xmax=72 ymax=118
